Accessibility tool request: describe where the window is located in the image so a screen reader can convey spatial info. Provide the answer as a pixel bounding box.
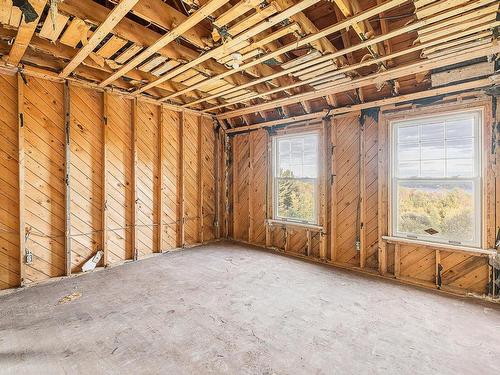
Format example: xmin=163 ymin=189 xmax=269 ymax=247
xmin=273 ymin=132 xmax=319 ymax=224
xmin=391 ymin=110 xmax=482 ymax=247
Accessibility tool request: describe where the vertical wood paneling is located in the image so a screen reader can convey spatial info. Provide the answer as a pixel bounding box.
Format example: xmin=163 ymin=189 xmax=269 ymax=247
xmin=23 ymin=76 xmax=66 ymax=283
xmin=69 ymin=85 xmax=103 ymax=272
xmin=249 ymin=129 xmax=267 ymax=246
xmin=106 ymin=94 xmax=133 ymax=264
xmin=0 ymin=73 xmax=20 ymax=289
xmin=202 ymin=117 xmax=216 ymax=242
xmin=184 ymin=113 xmax=201 ymax=245
xmin=136 ymin=100 xmax=159 ymax=259
xmin=363 ymin=116 xmax=379 ymax=270
xmin=226 ymin=99 xmax=495 ymax=298
xmin=335 ymin=115 xmax=361 ymax=266
xmin=232 ymin=134 xmax=250 ymax=242
xmin=162 ymin=109 xmax=181 ymax=249
xmin=0 ymin=73 xmax=218 ymax=291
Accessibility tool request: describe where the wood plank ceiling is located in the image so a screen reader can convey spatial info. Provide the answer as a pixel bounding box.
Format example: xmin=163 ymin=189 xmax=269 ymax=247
xmin=0 ymin=0 xmax=498 ymax=127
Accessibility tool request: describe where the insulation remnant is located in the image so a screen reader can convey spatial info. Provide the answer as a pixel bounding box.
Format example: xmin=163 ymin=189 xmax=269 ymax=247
xmin=13 ymin=0 xmax=39 ymax=23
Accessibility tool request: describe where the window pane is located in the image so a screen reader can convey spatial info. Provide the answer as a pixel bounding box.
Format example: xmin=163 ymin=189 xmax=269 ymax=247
xmin=446 ymin=138 xmax=474 ymax=159
xmin=397 ymin=181 xmax=475 ymax=243
xmin=398 ymin=125 xmax=419 ymax=143
xmin=420 ymin=141 xmax=444 ymax=160
xmin=447 ymin=159 xmax=473 ymax=178
xmin=277 ymin=179 xmax=315 ymax=223
xmin=277 ymin=134 xmax=318 ymax=178
xmin=420 ymin=159 xmax=445 ymax=178
xmin=446 ymin=118 xmax=474 ymax=138
xmin=420 ymin=123 xmax=444 ymax=141
xmin=398 ymin=143 xmax=419 ymax=161
xmin=398 ymin=161 xmax=419 ymax=178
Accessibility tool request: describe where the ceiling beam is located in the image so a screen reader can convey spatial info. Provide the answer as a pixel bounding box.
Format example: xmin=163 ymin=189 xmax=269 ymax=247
xmin=4 ymin=0 xmax=46 ymax=66
xmin=99 ymin=0 xmax=231 ymax=87
xmin=225 ymin=75 xmax=497 ymax=133
xmin=185 ymin=0 xmax=498 ymax=108
xmin=275 ymin=0 xmax=345 ymax=63
xmin=57 ymin=0 xmax=270 ymax=96
xmin=60 ymin=0 xmax=141 ymax=78
xmin=160 ymin=0 xmax=407 ymax=100
xmin=215 ymin=41 xmax=500 ymax=119
xmin=133 ymin=0 xmax=324 ymax=94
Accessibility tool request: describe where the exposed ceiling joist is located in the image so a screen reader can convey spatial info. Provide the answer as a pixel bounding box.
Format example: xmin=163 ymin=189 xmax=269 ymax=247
xmin=184 ymin=0 xmax=498 ymax=108
xmin=216 ymin=42 xmax=499 ymax=119
xmin=60 ymin=0 xmax=141 ymax=78
xmin=4 ymin=0 xmax=46 ymax=66
xmin=161 ymin=0 xmax=407 ymax=101
xmin=134 ymin=0 xmax=324 ymax=94
xmin=99 ymin=0 xmax=231 ymax=87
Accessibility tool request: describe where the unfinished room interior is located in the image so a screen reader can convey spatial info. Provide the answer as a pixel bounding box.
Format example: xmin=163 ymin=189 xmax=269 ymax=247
xmin=1 ymin=0 xmax=500 ymax=373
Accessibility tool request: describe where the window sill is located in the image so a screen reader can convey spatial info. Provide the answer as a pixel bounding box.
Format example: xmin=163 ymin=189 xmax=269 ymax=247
xmin=382 ymin=236 xmax=497 ymax=256
xmin=267 ymin=219 xmax=324 ymax=232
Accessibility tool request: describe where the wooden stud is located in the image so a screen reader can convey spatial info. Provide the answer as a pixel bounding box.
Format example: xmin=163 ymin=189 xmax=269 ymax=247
xmin=131 ymin=98 xmax=138 ymax=260
xmin=232 ymin=137 xmax=238 ymax=240
xmin=377 ymin=112 xmax=388 ymax=275
xmin=63 ymin=81 xmax=72 ymax=276
xmin=179 ymin=111 xmax=185 ymax=247
xmin=248 ymin=133 xmax=254 ymax=243
xmin=198 ymin=116 xmax=204 ymax=244
xmin=319 ymin=119 xmax=328 ymax=260
xmin=394 ymin=243 xmax=401 ymax=278
xmin=330 ymin=117 xmax=337 ymax=262
xmin=306 ymin=229 xmax=312 ymax=257
xmin=60 ymin=0 xmax=141 ymax=78
xmin=17 ymin=72 xmax=25 ymax=286
xmin=102 ymin=91 xmax=109 ymax=266
xmin=435 ymin=249 xmax=441 ymax=288
xmin=265 ymin=132 xmax=273 ymax=248
xmin=214 ymin=125 xmax=221 ymax=239
xmin=359 ymin=115 xmax=366 ymax=269
xmin=158 ymin=105 xmax=164 ymax=252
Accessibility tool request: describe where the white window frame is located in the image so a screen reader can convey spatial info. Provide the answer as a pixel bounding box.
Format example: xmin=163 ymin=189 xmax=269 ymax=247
xmin=390 ymin=109 xmax=483 ymax=248
xmin=272 ymin=131 xmax=320 ymax=225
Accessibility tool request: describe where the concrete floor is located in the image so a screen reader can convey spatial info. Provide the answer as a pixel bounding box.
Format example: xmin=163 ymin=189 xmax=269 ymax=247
xmin=0 ymin=241 xmax=499 ymax=375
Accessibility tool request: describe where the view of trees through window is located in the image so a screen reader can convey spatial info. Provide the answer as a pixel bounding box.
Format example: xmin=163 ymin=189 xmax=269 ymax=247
xmin=277 ymin=171 xmax=315 ymax=223
xmin=397 ymin=182 xmax=474 ymax=242
xmin=392 ymin=111 xmax=480 ymax=246
xmin=274 ymin=133 xmax=318 ymax=224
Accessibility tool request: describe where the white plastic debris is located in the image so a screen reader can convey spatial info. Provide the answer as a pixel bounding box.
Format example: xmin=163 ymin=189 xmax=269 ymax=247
xmin=81 ymin=250 xmax=103 ymax=272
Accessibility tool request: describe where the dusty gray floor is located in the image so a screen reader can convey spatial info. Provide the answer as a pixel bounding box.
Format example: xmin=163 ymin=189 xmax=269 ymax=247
xmin=0 ymin=241 xmax=499 ymax=375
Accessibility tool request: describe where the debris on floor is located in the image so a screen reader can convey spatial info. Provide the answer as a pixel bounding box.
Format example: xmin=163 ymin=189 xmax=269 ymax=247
xmin=82 ymin=250 xmax=103 ymax=272
xmin=58 ymin=291 xmax=82 ymax=305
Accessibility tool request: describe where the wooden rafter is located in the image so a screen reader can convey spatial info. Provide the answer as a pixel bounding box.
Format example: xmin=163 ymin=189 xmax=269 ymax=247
xmin=4 ymin=0 xmax=46 ymax=66
xmin=99 ymin=0 xmax=231 ymax=87
xmin=134 ymin=0 xmax=323 ymax=94
xmin=60 ymin=0 xmax=141 ymax=78
xmin=187 ymin=0 xmax=498 ymax=109
xmin=225 ymin=75 xmax=498 ymax=133
xmin=215 ymin=42 xmax=500 ymax=119
xmin=161 ymin=0 xmax=407 ymax=101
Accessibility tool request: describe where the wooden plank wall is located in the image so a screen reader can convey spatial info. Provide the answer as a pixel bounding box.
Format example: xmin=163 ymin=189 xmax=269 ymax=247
xmin=0 ymin=73 xmax=20 ymax=289
xmin=0 ymin=72 xmax=219 ymax=291
xmin=229 ymin=96 xmax=496 ymax=297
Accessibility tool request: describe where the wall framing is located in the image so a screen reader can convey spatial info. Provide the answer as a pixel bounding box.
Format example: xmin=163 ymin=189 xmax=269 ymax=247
xmin=0 ymin=71 xmax=218 ymax=290
xmin=228 ymin=92 xmax=499 ymax=299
